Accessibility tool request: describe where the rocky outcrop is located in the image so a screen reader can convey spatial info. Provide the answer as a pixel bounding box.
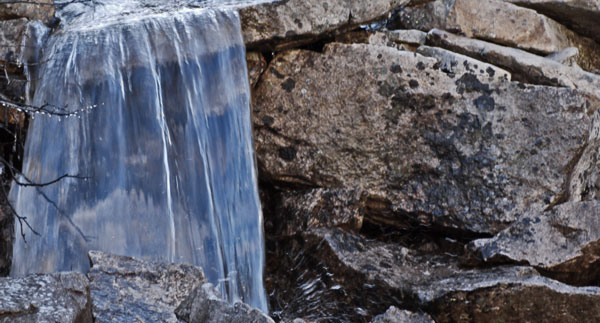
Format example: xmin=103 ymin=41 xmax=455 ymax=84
xmin=392 ymin=0 xmax=600 ymax=72
xmin=0 ymin=272 xmax=92 ymax=323
xmin=0 ymin=0 xmax=55 ymax=23
xmin=426 ymin=29 xmax=600 ymax=96
xmin=469 ymin=201 xmax=600 ymax=286
xmin=371 ymin=306 xmax=434 ymax=323
xmin=87 ymin=251 xmax=205 ymax=322
xmin=175 ymin=283 xmax=275 ymax=323
xmin=238 ymin=0 xmax=414 ymax=51
xmin=506 ymin=0 xmax=600 ymax=44
xmin=253 ymin=42 xmax=597 ymax=235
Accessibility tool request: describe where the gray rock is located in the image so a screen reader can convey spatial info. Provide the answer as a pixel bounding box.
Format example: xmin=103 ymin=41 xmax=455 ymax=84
xmin=393 ymin=0 xmax=600 ymax=72
xmin=426 ymin=29 xmax=600 ymax=97
xmin=506 ymin=0 xmax=600 ymax=44
xmin=175 ymin=283 xmax=274 ymax=323
xmin=0 ymin=272 xmax=92 ymax=323
xmin=371 ymin=306 xmax=434 ymax=323
xmin=238 ymin=0 xmax=413 ymax=51
xmin=469 ymin=200 xmax=600 ymax=286
xmin=87 ymin=250 xmax=205 ymax=323
xmin=546 ymin=47 xmax=579 ymax=67
xmin=0 ymin=18 xmax=27 ymax=68
xmin=0 ymin=0 xmax=55 ymax=23
xmin=253 ymin=42 xmax=597 ymax=235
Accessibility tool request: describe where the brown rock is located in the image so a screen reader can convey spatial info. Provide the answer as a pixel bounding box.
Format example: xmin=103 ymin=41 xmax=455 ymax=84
xmin=247 ymin=51 xmax=267 ymax=89
xmin=0 ymin=0 xmax=55 ymax=23
xmin=253 ymin=42 xmax=596 ymax=234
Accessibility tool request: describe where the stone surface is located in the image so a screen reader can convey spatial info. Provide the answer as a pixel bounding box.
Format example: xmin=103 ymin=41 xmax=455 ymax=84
xmin=247 ymin=51 xmax=267 ymax=89
xmin=0 ymin=272 xmax=92 ymax=322
xmin=0 ymin=18 xmax=27 ymax=69
xmin=392 ymin=0 xmax=600 ymax=72
xmin=269 ymin=227 xmax=600 ymax=322
xmin=0 ymin=0 xmax=55 ymax=23
xmin=546 ymin=47 xmax=579 ymax=67
xmin=238 ymin=0 xmax=412 ymax=51
xmin=426 ymin=29 xmax=600 ymax=96
xmin=175 ymin=283 xmax=274 ymax=323
xmin=253 ymin=42 xmax=597 ymax=235
xmin=507 ymin=0 xmax=600 ymax=44
xmin=87 ymin=251 xmax=205 ymax=323
xmin=470 ymin=200 xmax=600 ymax=286
xmin=371 ymin=306 xmax=434 ymax=323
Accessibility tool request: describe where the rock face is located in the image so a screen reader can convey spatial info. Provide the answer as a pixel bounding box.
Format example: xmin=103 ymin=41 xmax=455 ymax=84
xmin=0 ymin=0 xmax=55 ymax=23
xmin=238 ymin=0 xmax=412 ymax=50
xmin=392 ymin=0 xmax=600 ymax=72
xmin=470 ymin=201 xmax=600 ymax=286
xmin=87 ymin=251 xmax=205 ymax=323
xmin=507 ymin=0 xmax=600 ymax=44
xmin=0 ymin=272 xmax=92 ymax=323
xmin=253 ymin=42 xmax=597 ymax=235
xmin=426 ymin=29 xmax=600 ymax=96
xmin=371 ymin=306 xmax=434 ymax=323
xmin=175 ymin=283 xmax=275 ymax=323
xmin=0 ymin=18 xmax=27 ymax=68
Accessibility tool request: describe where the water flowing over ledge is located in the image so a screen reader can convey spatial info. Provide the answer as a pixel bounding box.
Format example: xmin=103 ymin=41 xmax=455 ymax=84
xmin=10 ymin=0 xmax=268 ymax=312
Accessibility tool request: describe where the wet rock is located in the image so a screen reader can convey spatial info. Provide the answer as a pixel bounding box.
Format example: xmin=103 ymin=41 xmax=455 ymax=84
xmin=393 ymin=0 xmax=600 ymax=72
xmin=546 ymin=47 xmax=579 ymax=67
xmin=175 ymin=283 xmax=274 ymax=323
xmin=0 ymin=272 xmax=92 ymax=322
xmin=252 ymin=42 xmax=597 ymax=235
xmin=238 ymin=0 xmax=413 ymax=51
xmin=371 ymin=306 xmax=434 ymax=323
xmin=0 ymin=18 xmax=27 ymax=70
xmin=470 ymin=200 xmax=600 ymax=286
xmin=426 ymin=29 xmax=600 ymax=96
xmin=0 ymin=0 xmax=55 ymax=23
xmin=247 ymin=51 xmax=267 ymax=89
xmin=272 ymin=227 xmax=600 ymax=321
xmin=507 ymin=0 xmax=600 ymax=44
xmin=87 ymin=251 xmax=205 ymax=323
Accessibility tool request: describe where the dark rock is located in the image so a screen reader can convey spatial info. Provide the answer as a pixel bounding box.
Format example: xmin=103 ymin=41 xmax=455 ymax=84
xmin=252 ymin=42 xmax=597 ymax=235
xmin=87 ymin=251 xmax=205 ymax=322
xmin=0 ymin=0 xmax=55 ymax=23
xmin=0 ymin=272 xmax=92 ymax=323
xmin=175 ymin=283 xmax=274 ymax=323
xmin=247 ymin=51 xmax=267 ymax=89
xmin=371 ymin=306 xmax=434 ymax=323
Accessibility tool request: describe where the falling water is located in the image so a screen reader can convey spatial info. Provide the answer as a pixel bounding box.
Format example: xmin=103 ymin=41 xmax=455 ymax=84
xmin=10 ymin=0 xmax=268 ymax=311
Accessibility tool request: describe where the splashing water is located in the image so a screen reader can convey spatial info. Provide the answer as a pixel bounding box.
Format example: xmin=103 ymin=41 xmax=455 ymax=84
xmin=10 ymin=0 xmax=268 ymax=312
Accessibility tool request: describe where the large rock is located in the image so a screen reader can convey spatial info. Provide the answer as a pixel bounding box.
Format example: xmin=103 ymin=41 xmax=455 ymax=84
xmin=175 ymin=283 xmax=274 ymax=323
xmin=506 ymin=0 xmax=600 ymax=44
xmin=253 ymin=42 xmax=597 ymax=235
xmin=270 ymin=227 xmax=600 ymax=322
xmin=87 ymin=251 xmax=205 ymax=322
xmin=0 ymin=18 xmax=27 ymax=69
xmin=0 ymin=272 xmax=92 ymax=322
xmin=470 ymin=200 xmax=600 ymax=286
xmin=0 ymin=0 xmax=55 ymax=23
xmin=238 ymin=0 xmax=413 ymax=51
xmin=426 ymin=29 xmax=600 ymax=96
xmin=392 ymin=0 xmax=600 ymax=72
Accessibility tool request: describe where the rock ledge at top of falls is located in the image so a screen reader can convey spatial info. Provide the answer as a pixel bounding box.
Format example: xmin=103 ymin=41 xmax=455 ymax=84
xmin=88 ymin=250 xmax=206 ymax=323
xmin=0 ymin=0 xmax=55 ymax=23
xmin=253 ymin=41 xmax=599 ymax=235
xmin=238 ymin=0 xmax=420 ymax=51
xmin=0 ymin=272 xmax=93 ymax=323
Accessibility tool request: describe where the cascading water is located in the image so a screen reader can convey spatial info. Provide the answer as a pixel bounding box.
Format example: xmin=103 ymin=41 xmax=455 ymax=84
xmin=10 ymin=0 xmax=268 ymax=312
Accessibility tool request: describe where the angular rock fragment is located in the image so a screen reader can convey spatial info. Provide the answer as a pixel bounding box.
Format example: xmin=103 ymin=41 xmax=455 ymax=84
xmin=0 ymin=0 xmax=55 ymax=23
xmin=87 ymin=251 xmax=205 ymax=323
xmin=247 ymin=51 xmax=267 ymax=89
xmin=392 ymin=0 xmax=600 ymax=71
xmin=238 ymin=0 xmax=412 ymax=51
xmin=426 ymin=29 xmax=600 ymax=96
xmin=371 ymin=306 xmax=434 ymax=323
xmin=253 ymin=42 xmax=596 ymax=234
xmin=546 ymin=47 xmax=579 ymax=67
xmin=0 ymin=272 xmax=92 ymax=323
xmin=470 ymin=201 xmax=600 ymax=286
xmin=506 ymin=0 xmax=600 ymax=44
xmin=175 ymin=283 xmax=274 ymax=323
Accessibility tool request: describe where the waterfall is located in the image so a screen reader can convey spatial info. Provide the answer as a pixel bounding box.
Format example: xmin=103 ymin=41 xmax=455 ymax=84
xmin=10 ymin=1 xmax=268 ymax=312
